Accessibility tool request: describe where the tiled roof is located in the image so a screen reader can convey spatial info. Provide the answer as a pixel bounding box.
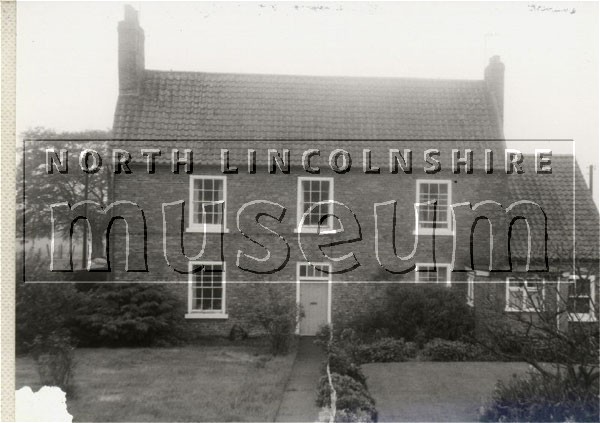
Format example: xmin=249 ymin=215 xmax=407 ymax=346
xmin=113 ymin=70 xmax=503 ymax=141
xmin=508 ymin=155 xmax=599 ymax=263
xmin=111 ymin=69 xmax=598 ymax=264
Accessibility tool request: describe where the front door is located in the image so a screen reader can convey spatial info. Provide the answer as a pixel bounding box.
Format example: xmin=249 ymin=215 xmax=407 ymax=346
xmin=299 ymin=281 xmax=328 ymax=336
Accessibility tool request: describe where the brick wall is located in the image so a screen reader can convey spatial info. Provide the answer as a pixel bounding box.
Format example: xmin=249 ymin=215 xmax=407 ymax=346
xmin=109 ymin=161 xmax=519 ymax=336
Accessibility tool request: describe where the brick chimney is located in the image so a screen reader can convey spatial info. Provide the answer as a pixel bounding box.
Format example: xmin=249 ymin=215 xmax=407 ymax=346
xmin=484 ymin=55 xmax=505 ymax=125
xmin=118 ymin=5 xmax=145 ymax=95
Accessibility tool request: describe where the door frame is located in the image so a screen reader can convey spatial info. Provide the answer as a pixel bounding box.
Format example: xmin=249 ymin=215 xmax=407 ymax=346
xmin=296 ymin=262 xmax=332 ymax=335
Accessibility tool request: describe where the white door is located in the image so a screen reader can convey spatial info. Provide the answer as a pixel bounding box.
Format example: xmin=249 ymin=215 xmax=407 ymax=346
xmin=299 ymin=281 xmax=329 ymax=336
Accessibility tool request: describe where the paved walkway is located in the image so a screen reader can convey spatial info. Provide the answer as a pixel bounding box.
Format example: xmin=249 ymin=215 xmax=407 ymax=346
xmin=275 ymin=337 xmax=325 ymax=422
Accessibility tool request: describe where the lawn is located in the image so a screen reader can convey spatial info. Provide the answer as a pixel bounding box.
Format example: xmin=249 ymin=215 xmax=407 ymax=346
xmin=362 ymin=361 xmax=532 ymax=422
xmin=16 ymin=341 xmax=296 ymax=422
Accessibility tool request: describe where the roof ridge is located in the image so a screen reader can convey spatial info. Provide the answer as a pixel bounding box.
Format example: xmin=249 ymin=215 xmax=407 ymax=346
xmin=143 ymin=68 xmax=485 ymax=84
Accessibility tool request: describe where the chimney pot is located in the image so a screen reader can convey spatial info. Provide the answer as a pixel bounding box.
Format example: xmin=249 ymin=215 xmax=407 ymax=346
xmin=485 ymin=56 xmax=505 ymax=127
xmin=124 ymin=5 xmax=139 ymax=23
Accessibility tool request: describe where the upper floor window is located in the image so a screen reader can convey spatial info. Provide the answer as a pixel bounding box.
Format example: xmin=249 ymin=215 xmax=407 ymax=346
xmin=416 ymin=263 xmax=451 ymax=286
xmin=416 ymin=180 xmax=452 ymax=234
xmin=189 ymin=175 xmax=227 ymax=232
xmin=566 ymin=275 xmax=597 ymax=322
xmin=187 ymin=262 xmax=227 ymax=318
xmin=505 ymin=276 xmax=544 ymax=312
xmin=297 ymin=177 xmax=334 ymax=232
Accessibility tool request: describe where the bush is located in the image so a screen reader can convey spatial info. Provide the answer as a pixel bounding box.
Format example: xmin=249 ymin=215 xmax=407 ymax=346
xmin=317 ymin=373 xmax=377 ymax=422
xmin=335 ymin=409 xmax=377 ymax=423
xmin=315 ymin=324 xmax=333 ymax=350
xmin=480 ymin=369 xmax=599 ymax=422
xmin=30 ymin=330 xmax=76 ymax=394
xmin=351 ymin=285 xmax=475 ymax=344
xmin=73 ymin=284 xmax=181 ymax=347
xmin=17 ymin=250 xmax=183 ymax=349
xmin=327 ymin=348 xmax=367 ymax=385
xmin=251 ymin=288 xmax=304 ymax=355
xmin=355 ymin=338 xmax=410 ymax=364
xmin=421 ymin=338 xmax=483 ymax=361
xmin=16 ymin=264 xmax=82 ymax=353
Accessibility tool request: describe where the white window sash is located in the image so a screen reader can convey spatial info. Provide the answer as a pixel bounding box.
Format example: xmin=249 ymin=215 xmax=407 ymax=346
xmin=467 ymin=274 xmax=475 ymax=306
xmin=505 ymin=277 xmax=545 ymax=312
xmin=415 ymin=179 xmax=452 ymax=234
xmin=565 ymin=275 xmax=597 ymax=322
xmin=188 ymin=175 xmax=227 ymax=233
xmin=186 ymin=261 xmax=227 ymax=319
xmin=296 ymin=176 xmax=335 ymax=233
xmin=415 ymin=263 xmax=451 ymax=286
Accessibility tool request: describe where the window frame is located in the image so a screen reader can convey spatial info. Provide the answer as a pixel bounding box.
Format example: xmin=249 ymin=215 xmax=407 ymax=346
xmin=187 ymin=175 xmax=228 ymax=233
xmin=505 ymin=276 xmax=545 ymax=312
xmin=185 ymin=261 xmax=228 ymax=319
xmin=467 ymin=274 xmax=475 ymax=307
xmin=565 ymin=275 xmax=597 ymax=322
xmin=415 ymin=262 xmax=451 ymax=286
xmin=415 ymin=179 xmax=453 ymax=236
xmin=296 ymin=176 xmax=335 ymax=234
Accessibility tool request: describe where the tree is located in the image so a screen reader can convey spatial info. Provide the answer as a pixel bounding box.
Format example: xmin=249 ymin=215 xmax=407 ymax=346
xmin=474 ymin=246 xmax=598 ymax=378
xmin=17 ymin=127 xmax=112 ymax=263
xmin=475 ymin=250 xmax=599 ymax=421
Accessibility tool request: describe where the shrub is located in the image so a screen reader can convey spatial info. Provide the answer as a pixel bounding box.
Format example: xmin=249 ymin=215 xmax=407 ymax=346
xmin=327 ymin=348 xmax=367 ymax=385
xmin=315 ymin=324 xmax=333 ymax=350
xmin=317 ymin=373 xmax=377 ymax=422
xmin=73 ymin=284 xmax=181 ymax=347
xmin=16 ymin=258 xmax=82 ymax=353
xmin=251 ymin=288 xmax=304 ymax=355
xmin=480 ymin=369 xmax=599 ymax=422
xmin=335 ymin=409 xmax=377 ymax=423
xmin=351 ymin=285 xmax=475 ymax=344
xmin=421 ymin=338 xmax=485 ymax=361
xmin=30 ymin=330 xmax=76 ymax=394
xmin=404 ymin=341 xmax=419 ymax=359
xmin=355 ymin=338 xmax=410 ymax=364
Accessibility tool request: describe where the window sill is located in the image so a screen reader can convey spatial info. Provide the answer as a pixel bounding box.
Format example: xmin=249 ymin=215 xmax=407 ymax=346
xmin=185 ymin=313 xmax=229 ymax=319
xmin=294 ymin=227 xmax=340 ymax=234
xmin=504 ymin=308 xmax=537 ymax=313
xmin=568 ymin=314 xmax=597 ymax=322
xmin=186 ymin=226 xmax=230 ymax=234
xmin=413 ymin=228 xmax=454 ymax=236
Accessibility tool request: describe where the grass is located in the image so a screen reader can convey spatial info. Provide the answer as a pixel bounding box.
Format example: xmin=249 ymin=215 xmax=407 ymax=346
xmin=362 ymin=361 xmax=532 ymax=422
xmin=16 ymin=341 xmax=296 ymax=422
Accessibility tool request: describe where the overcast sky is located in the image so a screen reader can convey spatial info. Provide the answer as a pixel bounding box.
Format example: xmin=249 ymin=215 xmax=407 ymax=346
xmin=16 ymin=1 xmax=598 ymax=203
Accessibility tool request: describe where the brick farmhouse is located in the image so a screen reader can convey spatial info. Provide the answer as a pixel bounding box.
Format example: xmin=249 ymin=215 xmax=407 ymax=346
xmin=108 ymin=7 xmax=598 ymax=337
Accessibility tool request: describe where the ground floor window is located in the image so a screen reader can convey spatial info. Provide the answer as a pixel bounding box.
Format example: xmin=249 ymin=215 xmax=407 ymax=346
xmin=415 ymin=263 xmax=451 ymax=286
xmin=187 ymin=262 xmax=226 ymax=317
xmin=566 ymin=275 xmax=596 ymax=322
xmin=505 ymin=276 xmax=544 ymax=312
